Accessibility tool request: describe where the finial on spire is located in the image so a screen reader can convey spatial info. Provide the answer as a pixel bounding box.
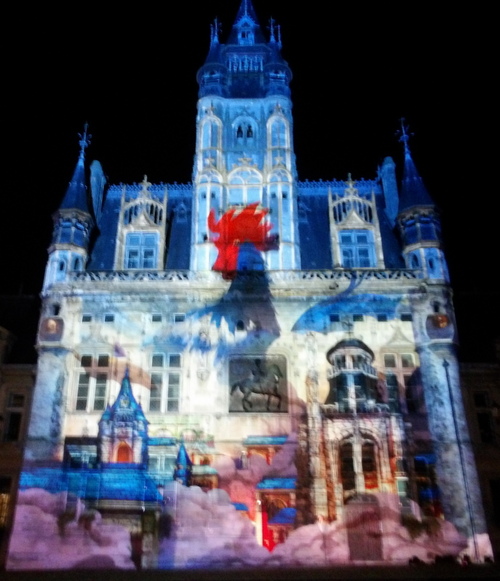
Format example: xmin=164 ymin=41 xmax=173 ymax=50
xmin=269 ymin=17 xmax=276 ymax=43
xmin=344 ymin=174 xmax=359 ymax=198
xmin=210 ymin=18 xmax=220 ymax=45
xmin=138 ymin=175 xmax=152 ymax=199
xmin=398 ymin=117 xmax=413 ymax=157
xmin=78 ymin=123 xmax=91 ymax=161
xmin=140 ymin=175 xmax=152 ymax=190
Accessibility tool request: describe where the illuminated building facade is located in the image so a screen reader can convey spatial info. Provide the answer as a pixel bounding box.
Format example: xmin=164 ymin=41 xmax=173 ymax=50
xmin=6 ymin=0 xmax=493 ymax=570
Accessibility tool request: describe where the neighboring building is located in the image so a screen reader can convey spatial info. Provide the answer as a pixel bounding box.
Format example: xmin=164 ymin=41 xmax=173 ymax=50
xmin=461 ymin=340 xmax=500 ymax=561
xmin=5 ymin=0 xmax=493 ymax=571
xmin=0 ymin=324 xmax=36 ymax=570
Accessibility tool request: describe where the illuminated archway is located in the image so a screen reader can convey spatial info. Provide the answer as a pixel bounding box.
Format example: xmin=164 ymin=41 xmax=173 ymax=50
xmin=116 ymin=442 xmax=133 ymax=463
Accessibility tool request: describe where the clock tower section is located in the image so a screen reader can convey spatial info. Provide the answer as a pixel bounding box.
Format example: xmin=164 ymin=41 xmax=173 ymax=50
xmin=190 ymin=0 xmax=301 ymax=273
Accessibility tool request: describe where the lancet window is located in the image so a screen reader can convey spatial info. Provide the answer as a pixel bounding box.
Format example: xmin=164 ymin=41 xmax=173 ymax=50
xmin=267 ymin=113 xmax=290 ymax=169
xmin=234 ymin=118 xmax=257 ymax=147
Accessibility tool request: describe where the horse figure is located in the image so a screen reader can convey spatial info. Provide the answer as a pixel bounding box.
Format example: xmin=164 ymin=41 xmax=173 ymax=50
xmin=230 ymin=363 xmax=283 ymax=412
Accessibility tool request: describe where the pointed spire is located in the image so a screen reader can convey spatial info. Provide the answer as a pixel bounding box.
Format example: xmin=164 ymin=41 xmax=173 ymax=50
xmin=105 ymin=367 xmax=146 ymax=422
xmin=60 ymin=123 xmax=92 ymax=213
xmin=173 ymin=443 xmax=193 ymax=486
xmin=210 ymin=17 xmax=220 ymax=46
xmin=398 ymin=118 xmax=434 ymax=213
xmin=227 ymin=0 xmax=266 ymax=45
xmin=236 ymin=0 xmax=258 ymax=24
xmin=268 ymin=17 xmax=282 ymax=49
xmin=269 ymin=17 xmax=276 ymax=43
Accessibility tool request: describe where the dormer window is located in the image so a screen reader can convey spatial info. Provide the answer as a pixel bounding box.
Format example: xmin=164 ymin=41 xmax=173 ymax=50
xmin=125 ymin=232 xmax=159 ymax=269
xmin=238 ymin=25 xmax=254 ymax=45
xmin=339 ymin=230 xmax=376 ymax=268
xmin=329 ymin=179 xmax=383 ymax=269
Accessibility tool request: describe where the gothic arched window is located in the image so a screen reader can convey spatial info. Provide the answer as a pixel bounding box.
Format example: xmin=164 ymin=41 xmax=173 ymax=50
xmin=201 ymin=119 xmax=220 ymax=149
xmin=234 ymin=118 xmax=256 ymax=146
xmin=270 ymin=119 xmax=287 ymax=147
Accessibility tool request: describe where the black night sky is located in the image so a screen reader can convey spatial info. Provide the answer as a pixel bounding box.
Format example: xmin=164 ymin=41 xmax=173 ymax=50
xmin=2 ymin=1 xmax=497 ymax=361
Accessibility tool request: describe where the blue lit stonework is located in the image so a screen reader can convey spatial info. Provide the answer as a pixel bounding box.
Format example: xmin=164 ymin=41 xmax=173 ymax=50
xmin=7 ymin=0 xmax=491 ymax=571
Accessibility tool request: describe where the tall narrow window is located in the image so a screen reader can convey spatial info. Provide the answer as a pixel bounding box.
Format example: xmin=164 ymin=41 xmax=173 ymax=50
xmin=382 ymin=352 xmax=419 ymax=414
xmin=362 ymin=442 xmax=378 ymax=490
xmin=270 ymin=119 xmax=287 ymax=147
xmin=202 ymin=119 xmax=219 ymax=149
xmin=148 ymin=353 xmax=182 ymax=412
xmin=75 ymin=354 xmax=110 ymax=411
xmin=340 ymin=443 xmax=355 ymax=493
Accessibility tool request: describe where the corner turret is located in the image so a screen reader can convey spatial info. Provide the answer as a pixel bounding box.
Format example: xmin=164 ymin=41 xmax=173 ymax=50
xmin=396 ymin=121 xmax=449 ymax=281
xmin=43 ymin=124 xmax=95 ymax=290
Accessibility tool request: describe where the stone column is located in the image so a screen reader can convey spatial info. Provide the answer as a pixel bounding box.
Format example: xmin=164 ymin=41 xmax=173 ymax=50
xmin=26 ymin=348 xmax=69 ymax=461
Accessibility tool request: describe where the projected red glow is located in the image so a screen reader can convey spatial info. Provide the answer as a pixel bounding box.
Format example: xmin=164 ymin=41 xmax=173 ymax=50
xmin=208 ymin=203 xmax=277 ymax=278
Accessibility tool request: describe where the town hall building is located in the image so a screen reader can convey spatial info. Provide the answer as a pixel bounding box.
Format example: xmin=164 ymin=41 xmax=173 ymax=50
xmin=6 ymin=0 xmax=492 ymax=571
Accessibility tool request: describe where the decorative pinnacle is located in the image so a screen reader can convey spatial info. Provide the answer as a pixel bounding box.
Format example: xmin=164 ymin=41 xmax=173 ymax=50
xmin=267 ymin=18 xmax=282 ymax=47
xmin=139 ymin=175 xmax=152 ymax=196
xmin=269 ymin=17 xmax=276 ymax=42
xmin=78 ymin=122 xmax=91 ymax=160
xmin=211 ymin=18 xmax=220 ymax=44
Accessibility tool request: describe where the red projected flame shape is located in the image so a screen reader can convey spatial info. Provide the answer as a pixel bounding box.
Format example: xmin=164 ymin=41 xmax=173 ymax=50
xmin=208 ymin=202 xmax=278 ymax=279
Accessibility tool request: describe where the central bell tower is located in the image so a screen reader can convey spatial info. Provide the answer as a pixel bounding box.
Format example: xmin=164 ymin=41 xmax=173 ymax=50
xmin=191 ymin=0 xmax=301 ymax=274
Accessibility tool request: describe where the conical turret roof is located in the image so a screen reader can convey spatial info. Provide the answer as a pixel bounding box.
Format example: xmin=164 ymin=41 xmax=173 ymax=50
xmin=398 ymin=122 xmax=434 ymax=213
xmin=60 ymin=124 xmax=93 ymax=214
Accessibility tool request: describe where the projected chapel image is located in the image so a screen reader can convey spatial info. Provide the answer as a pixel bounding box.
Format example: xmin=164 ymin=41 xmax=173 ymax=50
xmin=6 ymin=0 xmax=492 ymax=572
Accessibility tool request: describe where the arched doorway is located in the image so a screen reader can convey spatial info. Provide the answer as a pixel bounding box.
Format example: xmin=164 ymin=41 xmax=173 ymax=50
xmin=116 ymin=442 xmax=133 ymax=463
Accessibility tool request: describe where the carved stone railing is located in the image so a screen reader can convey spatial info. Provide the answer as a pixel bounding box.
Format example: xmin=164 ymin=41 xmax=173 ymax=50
xmin=69 ymin=268 xmax=419 ymax=284
xmin=270 ymin=269 xmax=419 ymax=282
